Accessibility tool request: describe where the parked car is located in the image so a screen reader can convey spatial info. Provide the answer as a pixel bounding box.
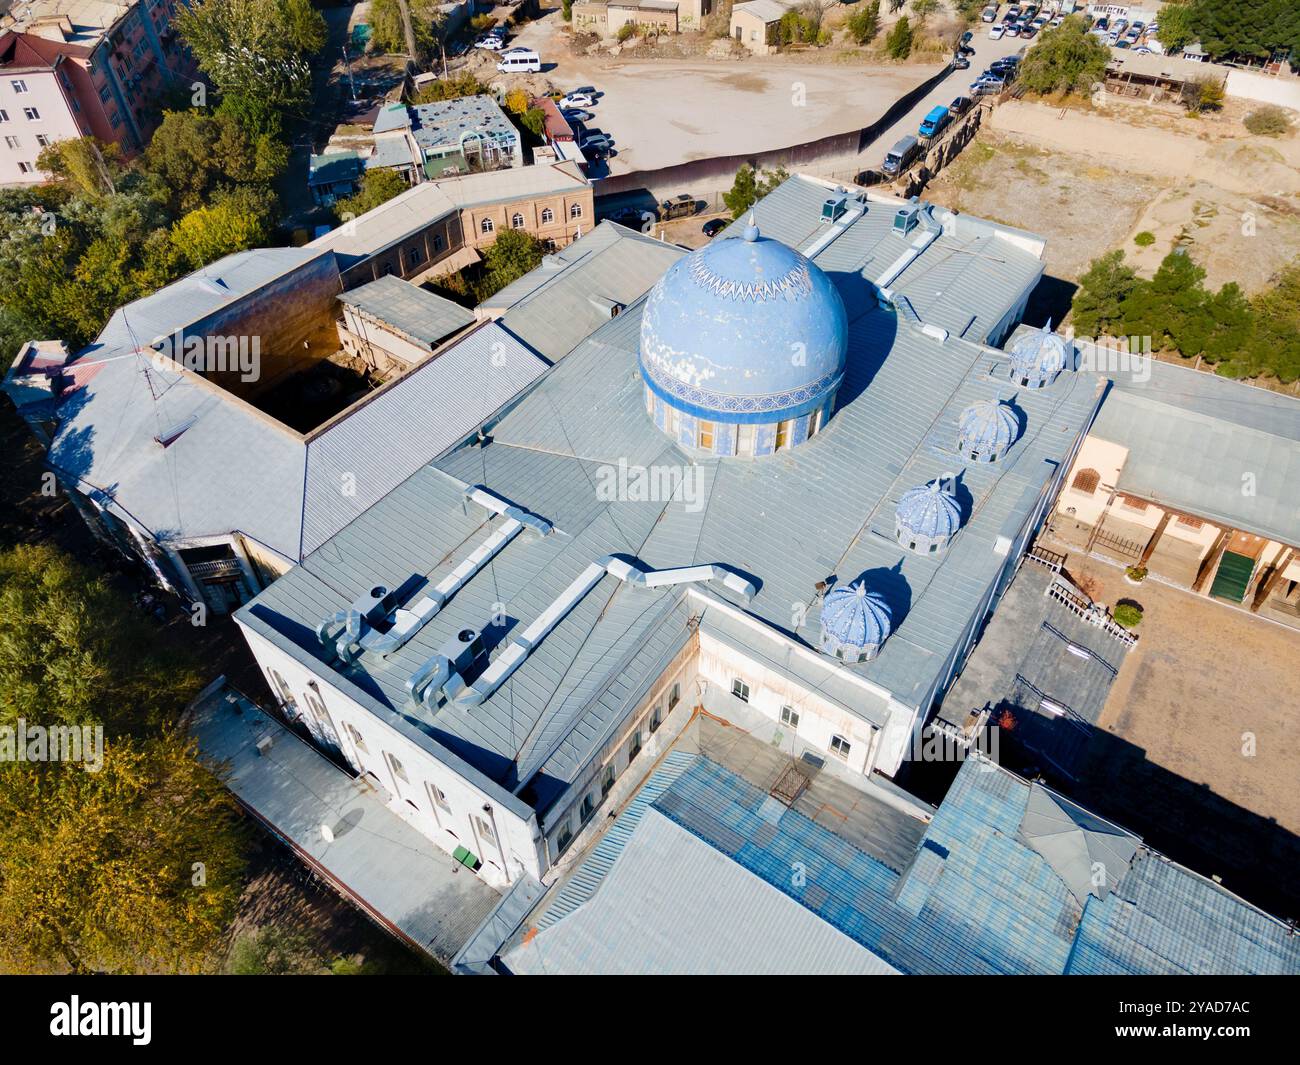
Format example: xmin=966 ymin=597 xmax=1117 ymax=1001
xmin=561 ymin=91 xmax=596 ymax=109
xmin=659 ymin=194 xmax=697 ymax=221
xmin=950 ymin=95 xmax=972 ymax=116
xmin=881 ymin=134 xmax=921 ymax=176
xmin=474 ymin=36 xmax=504 ymax=50
xmin=960 ymin=30 xmax=973 ymax=45
xmin=1005 ymin=23 xmax=1020 ymax=37
xmin=702 ymin=218 xmax=728 ymax=238
xmin=971 ymin=75 xmax=1006 ymax=94
xmin=608 ymin=206 xmax=652 ymax=228
xmin=989 ymin=24 xmax=1004 ymax=39
xmin=562 ymin=108 xmax=594 ymax=124
xmin=918 ymin=104 xmax=951 ymax=139
xmin=954 ymin=55 xmax=970 ymax=69
xmin=569 ymin=85 xmax=597 ymax=98
xmin=581 ymin=130 xmax=613 ymax=148
xmin=981 ymin=5 xmax=997 ymax=22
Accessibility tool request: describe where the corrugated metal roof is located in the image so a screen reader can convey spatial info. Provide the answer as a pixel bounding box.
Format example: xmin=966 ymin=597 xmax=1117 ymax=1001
xmin=338 ymin=274 xmax=476 ymax=349
xmin=1087 ymin=360 xmax=1300 ymax=545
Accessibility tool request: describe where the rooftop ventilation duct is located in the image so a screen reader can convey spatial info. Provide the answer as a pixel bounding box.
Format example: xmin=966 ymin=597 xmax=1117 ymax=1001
xmin=406 ymin=627 xmax=486 ymax=711
xmin=451 ymin=555 xmax=756 ymax=710
xmin=316 ymin=485 xmax=551 ymax=662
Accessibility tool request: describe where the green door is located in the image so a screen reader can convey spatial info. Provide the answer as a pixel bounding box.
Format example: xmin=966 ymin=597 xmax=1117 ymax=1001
xmin=1209 ymin=550 xmax=1255 ymax=602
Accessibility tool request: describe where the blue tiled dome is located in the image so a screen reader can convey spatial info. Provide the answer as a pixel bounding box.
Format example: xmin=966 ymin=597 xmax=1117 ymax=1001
xmin=819 ymin=582 xmax=892 ymax=663
xmin=1009 ymin=320 xmax=1070 ymax=388
xmin=957 ymin=399 xmax=1019 ymax=462
xmin=896 ymin=479 xmax=962 ymax=544
xmin=639 ymin=223 xmax=848 ymax=427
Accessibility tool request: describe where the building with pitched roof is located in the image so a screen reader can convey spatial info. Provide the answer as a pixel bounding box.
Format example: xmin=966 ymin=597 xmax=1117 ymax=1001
xmin=490 ymin=713 xmax=1300 ymax=974
xmin=229 ymin=174 xmax=1101 ymax=890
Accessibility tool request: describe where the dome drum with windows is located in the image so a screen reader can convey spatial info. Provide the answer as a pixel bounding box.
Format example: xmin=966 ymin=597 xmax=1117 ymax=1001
xmin=895 ymin=477 xmax=962 ymax=555
xmin=819 ymin=582 xmax=893 ymax=664
xmin=639 ymin=219 xmax=848 ymax=457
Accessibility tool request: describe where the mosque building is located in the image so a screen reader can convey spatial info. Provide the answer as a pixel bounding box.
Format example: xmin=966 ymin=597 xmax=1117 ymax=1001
xmin=229 ymin=174 xmax=1102 ymax=891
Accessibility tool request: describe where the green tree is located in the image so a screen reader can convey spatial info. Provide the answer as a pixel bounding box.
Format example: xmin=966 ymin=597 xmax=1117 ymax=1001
xmin=562 ymin=0 xmax=573 ymax=20
xmin=281 ymin=0 xmax=328 ymax=53
xmin=1181 ymin=74 xmax=1226 ymax=112
xmin=227 ymin=927 xmax=325 ymax=974
xmin=476 ymin=227 xmax=545 ymax=299
xmin=145 ymin=109 xmax=287 ymax=213
xmin=35 ymin=137 xmax=123 ymax=199
xmin=885 ymin=15 xmax=914 ymax=59
xmin=848 ymin=1 xmax=882 ymax=45
xmin=169 ymin=186 xmax=275 ymax=270
xmin=335 ymin=168 xmax=409 ymax=222
xmin=1017 ymin=14 xmax=1109 ymax=96
xmin=370 ymin=0 xmax=446 ymax=62
xmin=1070 ymin=249 xmax=1138 ymax=337
xmin=411 ymin=72 xmax=490 ymax=104
xmin=1154 ymin=1 xmax=1197 ymax=52
xmin=723 ymin=164 xmax=789 ymax=219
xmin=0 ymin=544 xmax=246 ymax=974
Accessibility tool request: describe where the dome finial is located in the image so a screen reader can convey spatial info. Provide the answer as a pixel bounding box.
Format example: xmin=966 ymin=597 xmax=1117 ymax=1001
xmin=743 ymin=213 xmax=760 ymax=242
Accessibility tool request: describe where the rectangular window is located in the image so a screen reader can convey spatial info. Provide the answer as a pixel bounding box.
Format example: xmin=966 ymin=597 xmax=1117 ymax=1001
xmin=697 ymin=420 xmax=714 ymax=450
xmin=429 ymin=783 xmax=452 ymax=814
xmin=23 ymin=107 xmax=40 ymax=121
xmin=35 ymin=134 xmax=50 ymax=147
xmin=556 ymin=821 xmax=573 ymax=852
xmin=731 ymin=678 xmax=750 ymax=703
xmin=629 ymin=728 xmax=642 ymax=760
xmin=649 ymin=703 xmax=662 ymax=733
xmin=345 ymin=722 xmax=369 ymax=754
xmin=580 ymin=794 xmax=595 ymax=822
xmin=17 ymin=160 xmax=34 ymax=174
xmin=737 ymin=423 xmax=756 ymax=456
xmin=780 ymin=705 xmax=800 ymax=729
xmin=601 ymin=765 xmax=615 ymax=796
xmin=99 ymin=85 xmax=111 ymax=102
xmin=387 ymin=752 xmax=409 ymax=784
xmin=474 ymin=814 xmax=495 ymax=843
xmin=830 ymin=734 xmax=851 ymax=760
xmin=775 ymin=419 xmax=793 ymax=450
xmin=11 ymin=80 xmax=28 ymax=94
xmin=668 ymin=682 xmax=680 ymax=709
xmin=4 ymin=136 xmax=19 ymax=149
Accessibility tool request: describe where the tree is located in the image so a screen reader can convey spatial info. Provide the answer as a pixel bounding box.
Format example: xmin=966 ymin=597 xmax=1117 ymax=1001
xmin=1017 ymin=14 xmax=1109 ymax=96
xmin=1070 ymin=250 xmax=1138 ymax=337
xmin=476 ymin=228 xmax=545 ymax=299
xmin=723 ymin=164 xmax=789 ymax=219
xmin=177 ymin=0 xmax=315 ymax=128
xmin=281 ymin=0 xmax=328 ymax=53
xmin=562 ymin=0 xmax=573 ymax=20
xmin=145 ymin=109 xmax=287 ymax=213
xmin=848 ymin=1 xmax=881 ymax=45
xmin=335 ymin=169 xmax=409 ymax=222
xmin=370 ymin=0 xmax=446 ymax=63
xmin=1181 ymin=74 xmax=1226 ymax=112
xmin=35 ymin=137 xmax=123 ymax=198
xmin=885 ymin=15 xmax=914 ymax=59
xmin=169 ymin=186 xmax=275 ymax=270
xmin=1154 ymin=1 xmax=1197 ymax=53
xmin=0 ymin=544 xmax=246 ymax=974
xmin=411 ymin=71 xmax=490 ymax=104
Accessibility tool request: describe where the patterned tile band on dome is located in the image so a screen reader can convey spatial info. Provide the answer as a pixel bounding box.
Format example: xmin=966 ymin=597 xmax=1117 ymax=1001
xmin=641 ymin=356 xmax=844 ymax=415
xmin=686 ymin=250 xmax=814 ymax=303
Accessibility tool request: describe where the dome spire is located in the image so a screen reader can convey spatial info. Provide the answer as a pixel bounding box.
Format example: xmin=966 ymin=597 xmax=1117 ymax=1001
xmin=743 ymin=213 xmax=760 ymax=242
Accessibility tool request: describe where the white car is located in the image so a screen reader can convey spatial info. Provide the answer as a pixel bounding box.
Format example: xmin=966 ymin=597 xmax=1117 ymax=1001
xmin=560 ymin=92 xmax=596 ymax=109
xmin=474 ymin=36 xmax=504 ymax=51
xmin=989 ymin=24 xmax=1004 ymax=39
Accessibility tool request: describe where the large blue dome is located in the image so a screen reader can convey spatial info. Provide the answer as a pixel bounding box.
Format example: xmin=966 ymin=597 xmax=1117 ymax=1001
xmin=639 ymin=223 xmax=848 ymax=443
xmin=819 ymin=582 xmax=892 ymax=663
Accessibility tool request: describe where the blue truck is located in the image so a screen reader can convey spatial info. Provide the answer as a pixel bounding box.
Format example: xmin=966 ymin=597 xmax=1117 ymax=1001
xmin=918 ymin=105 xmax=951 ymax=140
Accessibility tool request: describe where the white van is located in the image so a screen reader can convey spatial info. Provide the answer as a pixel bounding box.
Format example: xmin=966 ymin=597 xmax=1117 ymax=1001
xmin=497 ymin=49 xmax=541 ymax=73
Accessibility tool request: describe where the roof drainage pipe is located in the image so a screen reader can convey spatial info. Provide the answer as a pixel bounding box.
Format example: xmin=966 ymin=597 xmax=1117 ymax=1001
xmin=448 ymin=556 xmax=757 ymax=709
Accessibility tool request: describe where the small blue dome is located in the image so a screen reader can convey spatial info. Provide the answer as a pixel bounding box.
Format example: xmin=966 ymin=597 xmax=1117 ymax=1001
xmin=897 ymin=479 xmax=962 ymax=540
xmin=958 ymin=399 xmax=1019 ymax=461
xmin=1009 ymin=320 xmax=1070 ymax=387
xmin=639 ymin=224 xmax=848 ymax=424
xmin=820 ymin=582 xmax=892 ymax=662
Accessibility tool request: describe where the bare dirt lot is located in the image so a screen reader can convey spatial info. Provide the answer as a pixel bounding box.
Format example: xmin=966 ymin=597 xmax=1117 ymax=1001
xmin=1051 ymin=550 xmax=1300 ymax=918
xmin=927 ymin=96 xmax=1300 ymax=291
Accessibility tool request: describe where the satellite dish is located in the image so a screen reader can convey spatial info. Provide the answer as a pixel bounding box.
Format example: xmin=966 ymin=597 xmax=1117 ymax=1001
xmin=320 ymin=823 xmax=335 ymax=844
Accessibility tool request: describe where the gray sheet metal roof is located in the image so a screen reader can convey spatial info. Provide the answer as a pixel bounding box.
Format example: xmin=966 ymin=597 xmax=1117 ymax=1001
xmin=365 ymin=137 xmax=417 ymax=171
xmin=505 ymin=805 xmax=900 ymax=975
xmin=338 ymin=274 xmax=476 ymax=350
xmin=493 ymin=222 xmax=685 ymax=362
xmin=243 ymin=183 xmax=1099 ymax=816
xmin=308 ymin=151 xmax=362 ymax=187
xmin=190 ymin=684 xmax=498 ymax=963
xmin=300 ymin=322 xmax=548 ymax=557
xmin=1087 ymin=359 xmax=1300 ymax=545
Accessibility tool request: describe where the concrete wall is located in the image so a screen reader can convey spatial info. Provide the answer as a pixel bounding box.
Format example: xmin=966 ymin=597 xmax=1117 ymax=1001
xmin=1226 ymin=69 xmax=1300 ymax=112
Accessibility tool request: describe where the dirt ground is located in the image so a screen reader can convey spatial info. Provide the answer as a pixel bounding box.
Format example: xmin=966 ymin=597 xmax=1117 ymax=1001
xmin=927 ymin=95 xmax=1300 ymax=291
xmin=1045 ymin=548 xmax=1300 ymax=917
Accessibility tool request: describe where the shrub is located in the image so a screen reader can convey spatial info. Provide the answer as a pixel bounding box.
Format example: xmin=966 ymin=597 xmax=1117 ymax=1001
xmin=470 ymin=14 xmax=496 ymax=33
xmin=1125 ymin=565 xmax=1148 ymax=582
xmin=1112 ymin=603 xmax=1144 ymax=628
xmin=1244 ymin=105 xmax=1292 ymax=137
xmin=1133 ymin=231 xmax=1155 ymax=247
xmin=885 ymin=15 xmax=914 ymax=59
xmin=616 ymin=22 xmax=636 ymax=42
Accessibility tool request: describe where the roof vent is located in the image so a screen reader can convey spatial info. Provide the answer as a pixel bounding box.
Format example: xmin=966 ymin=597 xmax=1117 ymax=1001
xmin=893 ymin=205 xmax=920 ymax=237
xmin=821 ymin=192 xmax=849 ymax=224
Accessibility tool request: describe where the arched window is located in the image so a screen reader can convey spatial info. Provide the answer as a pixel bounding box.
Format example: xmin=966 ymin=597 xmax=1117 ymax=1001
xmin=540 ymin=207 xmax=554 ymax=224
xmin=511 ymin=212 xmax=525 ymax=229
xmin=569 ymin=202 xmax=583 ymax=219
xmin=480 ymin=217 xmax=494 ymax=234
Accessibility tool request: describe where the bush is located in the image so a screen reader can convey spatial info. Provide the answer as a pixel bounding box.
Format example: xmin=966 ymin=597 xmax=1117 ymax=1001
xmin=1182 ymin=75 xmax=1225 ymax=113
xmin=470 ymin=14 xmax=496 ymax=33
xmin=847 ymin=1 xmax=881 ymax=45
xmin=1244 ymin=105 xmax=1292 ymax=136
xmin=885 ymin=15 xmax=914 ymax=59
xmin=616 ymin=22 xmax=637 ymax=42
xmin=1125 ymin=565 xmax=1148 ymax=582
xmin=1133 ymin=231 xmax=1156 ymax=247
xmin=1112 ymin=603 xmax=1144 ymax=628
